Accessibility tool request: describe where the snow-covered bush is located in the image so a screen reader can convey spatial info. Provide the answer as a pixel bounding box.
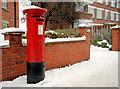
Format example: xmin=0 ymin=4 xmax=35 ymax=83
xmin=97 ymin=40 xmax=112 ymax=49
xmin=45 ymin=30 xmax=58 ymax=39
xmin=91 ymin=34 xmax=112 ymax=50
xmin=103 ymin=32 xmax=112 ymax=45
xmin=91 ymin=35 xmax=103 ymax=46
xmin=45 ymin=28 xmax=80 ymax=39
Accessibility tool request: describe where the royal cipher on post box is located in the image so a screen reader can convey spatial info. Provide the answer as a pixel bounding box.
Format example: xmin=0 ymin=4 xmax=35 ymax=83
xmin=23 ymin=6 xmax=47 ymax=84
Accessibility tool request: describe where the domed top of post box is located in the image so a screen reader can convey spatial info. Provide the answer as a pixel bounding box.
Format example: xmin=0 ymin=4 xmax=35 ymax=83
xmin=23 ymin=5 xmax=47 ymax=16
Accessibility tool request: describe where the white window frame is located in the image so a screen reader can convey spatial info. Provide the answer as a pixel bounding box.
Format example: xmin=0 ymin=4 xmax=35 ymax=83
xmin=75 ymin=3 xmax=85 ymax=12
xmin=105 ymin=10 xmax=109 ymax=20
xmin=88 ymin=7 xmax=95 ymax=18
xmin=76 ymin=5 xmax=84 ymax=12
xmin=97 ymin=8 xmax=104 ymax=19
xmin=111 ymin=0 xmax=116 ymax=7
xmin=119 ymin=13 xmax=120 ymax=21
xmin=97 ymin=0 xmax=103 ymax=4
xmin=2 ymin=0 xmax=7 ymax=10
xmin=106 ymin=0 xmax=109 ymax=5
xmin=116 ymin=13 xmax=120 ymax=21
xmin=110 ymin=11 xmax=115 ymax=21
xmin=117 ymin=0 xmax=120 ymax=8
xmin=3 ymin=23 xmax=8 ymax=29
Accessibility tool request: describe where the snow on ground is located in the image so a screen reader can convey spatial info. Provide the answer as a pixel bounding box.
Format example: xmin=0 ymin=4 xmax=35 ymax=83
xmin=1 ymin=45 xmax=118 ymax=87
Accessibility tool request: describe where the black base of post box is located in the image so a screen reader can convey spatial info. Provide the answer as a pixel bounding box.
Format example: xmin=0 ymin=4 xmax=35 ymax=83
xmin=27 ymin=61 xmax=45 ymax=84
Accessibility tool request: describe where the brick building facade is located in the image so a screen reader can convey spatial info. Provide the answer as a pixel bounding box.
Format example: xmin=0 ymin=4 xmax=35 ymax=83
xmin=0 ymin=0 xmax=19 ymax=29
xmin=87 ymin=0 xmax=120 ymax=25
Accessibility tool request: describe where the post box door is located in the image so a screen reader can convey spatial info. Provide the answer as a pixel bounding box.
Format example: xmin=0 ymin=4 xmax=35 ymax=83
xmin=31 ymin=17 xmax=45 ymax=62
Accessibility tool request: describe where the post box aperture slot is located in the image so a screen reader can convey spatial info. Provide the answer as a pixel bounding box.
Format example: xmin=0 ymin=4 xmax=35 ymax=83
xmin=36 ymin=19 xmax=44 ymax=22
xmin=31 ymin=16 xmax=41 ymax=17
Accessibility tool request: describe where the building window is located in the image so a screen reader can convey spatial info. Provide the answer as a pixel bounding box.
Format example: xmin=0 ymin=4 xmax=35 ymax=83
xmin=116 ymin=13 xmax=120 ymax=21
xmin=110 ymin=11 xmax=115 ymax=21
xmin=105 ymin=10 xmax=109 ymax=20
xmin=111 ymin=0 xmax=116 ymax=7
xmin=88 ymin=7 xmax=95 ymax=18
xmin=2 ymin=0 xmax=7 ymax=10
xmin=76 ymin=5 xmax=84 ymax=12
xmin=106 ymin=0 xmax=109 ymax=5
xmin=3 ymin=24 xmax=8 ymax=29
xmin=97 ymin=8 xmax=103 ymax=19
xmin=117 ymin=0 xmax=120 ymax=8
xmin=97 ymin=0 xmax=103 ymax=4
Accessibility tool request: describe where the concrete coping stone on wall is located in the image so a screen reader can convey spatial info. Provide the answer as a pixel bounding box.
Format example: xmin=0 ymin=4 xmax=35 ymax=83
xmin=1 ymin=28 xmax=25 ymax=35
xmin=77 ymin=24 xmax=91 ymax=28
xmin=0 ymin=40 xmax=10 ymax=48
xmin=0 ymin=45 xmax=10 ymax=48
xmin=111 ymin=25 xmax=120 ymax=29
xmin=0 ymin=28 xmax=25 ymax=48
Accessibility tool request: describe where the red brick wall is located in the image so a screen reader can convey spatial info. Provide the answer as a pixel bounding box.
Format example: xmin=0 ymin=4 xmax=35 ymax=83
xmin=1 ymin=28 xmax=90 ymax=81
xmin=78 ymin=12 xmax=92 ymax=20
xmin=112 ymin=28 xmax=120 ymax=51
xmin=1 ymin=1 xmax=19 ymax=29
xmin=45 ymin=41 xmax=90 ymax=70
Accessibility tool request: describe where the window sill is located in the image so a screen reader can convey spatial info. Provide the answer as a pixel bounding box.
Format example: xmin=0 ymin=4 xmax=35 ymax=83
xmin=106 ymin=5 xmax=109 ymax=6
xmin=97 ymin=18 xmax=103 ymax=20
xmin=111 ymin=6 xmax=115 ymax=8
xmin=2 ymin=8 xmax=9 ymax=12
xmin=97 ymin=2 xmax=103 ymax=4
xmin=105 ymin=19 xmax=109 ymax=21
xmin=110 ymin=20 xmax=115 ymax=22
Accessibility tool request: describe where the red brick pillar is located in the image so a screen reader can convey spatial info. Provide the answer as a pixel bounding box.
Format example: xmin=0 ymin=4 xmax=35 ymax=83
xmin=78 ymin=24 xmax=91 ymax=45
xmin=78 ymin=24 xmax=91 ymax=58
xmin=1 ymin=29 xmax=25 ymax=81
xmin=112 ymin=26 xmax=120 ymax=51
xmin=3 ymin=31 xmax=25 ymax=47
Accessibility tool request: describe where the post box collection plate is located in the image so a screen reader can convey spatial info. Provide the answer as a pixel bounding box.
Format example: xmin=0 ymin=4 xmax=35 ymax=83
xmin=38 ymin=25 xmax=43 ymax=35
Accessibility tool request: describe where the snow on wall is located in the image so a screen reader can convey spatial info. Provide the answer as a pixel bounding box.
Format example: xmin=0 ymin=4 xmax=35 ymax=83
xmin=0 ymin=27 xmax=86 ymax=47
xmin=111 ymin=25 xmax=120 ymax=29
xmin=22 ymin=35 xmax=86 ymax=46
xmin=1 ymin=28 xmax=25 ymax=34
xmin=0 ymin=30 xmax=9 ymax=47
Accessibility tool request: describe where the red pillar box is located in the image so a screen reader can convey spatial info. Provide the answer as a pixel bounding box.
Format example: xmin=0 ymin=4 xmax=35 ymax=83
xmin=111 ymin=25 xmax=120 ymax=51
xmin=23 ymin=6 xmax=47 ymax=84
